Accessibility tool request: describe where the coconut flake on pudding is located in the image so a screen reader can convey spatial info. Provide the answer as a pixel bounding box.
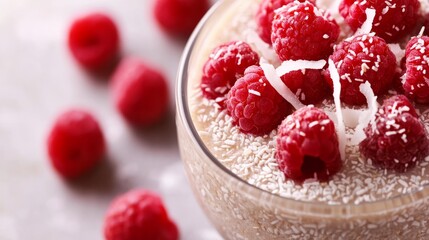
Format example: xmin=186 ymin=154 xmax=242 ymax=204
xmin=275 ymin=59 xmax=326 ymax=77
xmin=350 ymin=82 xmax=379 ymax=145
xmin=260 ymin=58 xmax=305 ymax=110
xmin=355 ymin=8 xmax=376 ymax=36
xmin=328 ymin=59 xmax=346 ymax=160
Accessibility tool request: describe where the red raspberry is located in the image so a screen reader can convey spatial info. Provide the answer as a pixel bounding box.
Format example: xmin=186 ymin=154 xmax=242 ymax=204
xmin=104 ymin=190 xmax=179 ymax=240
xmin=403 ymin=36 xmax=429 ymax=104
xmin=276 ymin=106 xmax=342 ymax=181
xmin=201 ymin=41 xmax=260 ymax=105
xmin=111 ymin=57 xmax=169 ymax=126
xmin=154 ymin=0 xmax=210 ymax=36
xmin=68 ymin=13 xmax=120 ymax=70
xmin=226 ymin=66 xmax=292 ymax=135
xmin=271 ymin=1 xmax=340 ymax=61
xmin=323 ymin=33 xmax=397 ymax=105
xmin=359 ymin=95 xmax=429 ymax=172
xmin=339 ymin=0 xmax=421 ymax=42
xmin=281 ymin=69 xmax=330 ymax=104
xmin=47 ymin=109 xmax=106 ymax=178
xmin=255 ymin=0 xmax=315 ymax=44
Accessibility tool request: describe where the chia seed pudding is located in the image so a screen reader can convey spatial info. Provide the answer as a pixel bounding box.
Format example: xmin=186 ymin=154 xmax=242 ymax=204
xmin=177 ymin=0 xmax=429 ymax=239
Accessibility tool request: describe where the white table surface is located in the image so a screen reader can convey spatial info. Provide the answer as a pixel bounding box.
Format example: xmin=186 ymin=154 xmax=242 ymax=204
xmin=0 ymin=0 xmax=221 ymax=239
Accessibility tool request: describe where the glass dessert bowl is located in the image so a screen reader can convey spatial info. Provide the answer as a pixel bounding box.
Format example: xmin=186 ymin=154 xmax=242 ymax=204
xmin=176 ymin=0 xmax=429 ymax=239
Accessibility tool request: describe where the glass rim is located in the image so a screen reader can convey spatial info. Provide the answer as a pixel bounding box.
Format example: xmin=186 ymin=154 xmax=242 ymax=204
xmin=175 ymin=0 xmax=429 ymax=217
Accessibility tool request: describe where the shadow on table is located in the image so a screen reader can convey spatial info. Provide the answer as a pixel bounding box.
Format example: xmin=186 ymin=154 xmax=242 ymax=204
xmin=63 ymin=155 xmax=120 ymax=195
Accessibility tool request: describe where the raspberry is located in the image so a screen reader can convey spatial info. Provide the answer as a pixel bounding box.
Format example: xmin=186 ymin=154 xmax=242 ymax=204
xmin=68 ymin=13 xmax=120 ymax=70
xmin=271 ymin=1 xmax=340 ymax=61
xmin=281 ymin=69 xmax=330 ymax=104
xmin=201 ymin=41 xmax=260 ymax=105
xmin=154 ymin=0 xmax=210 ymax=36
xmin=276 ymin=106 xmax=342 ymax=181
xmin=104 ymin=190 xmax=179 ymax=240
xmin=47 ymin=109 xmax=106 ymax=178
xmin=403 ymin=36 xmax=429 ymax=104
xmin=339 ymin=0 xmax=421 ymax=42
xmin=359 ymin=95 xmax=429 ymax=172
xmin=226 ymin=66 xmax=291 ymax=135
xmin=111 ymin=57 xmax=169 ymax=126
xmin=323 ymin=33 xmax=397 ymax=105
xmin=255 ymin=0 xmax=315 ymax=44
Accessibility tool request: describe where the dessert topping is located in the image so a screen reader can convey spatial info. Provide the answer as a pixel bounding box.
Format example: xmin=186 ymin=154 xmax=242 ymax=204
xmin=226 ymin=66 xmax=292 ymax=135
xmin=201 ymin=41 xmax=260 ymax=106
xmin=359 ymin=95 xmax=429 ymax=172
xmin=339 ymin=0 xmax=421 ymax=42
xmin=323 ymin=33 xmax=397 ymax=105
xmin=276 ymin=106 xmax=342 ymax=181
xmin=328 ymin=59 xmax=346 ymax=160
xmin=403 ymin=35 xmax=429 ymax=104
xmin=271 ymin=1 xmax=340 ymax=61
xmin=255 ymin=0 xmax=315 ymax=45
xmin=350 ymin=82 xmax=379 ymax=145
xmin=260 ymin=58 xmax=305 ymax=110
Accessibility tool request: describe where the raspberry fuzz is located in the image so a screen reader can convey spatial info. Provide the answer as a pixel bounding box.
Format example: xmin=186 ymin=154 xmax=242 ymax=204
xmin=403 ymin=36 xmax=429 ymax=104
xmin=281 ymin=69 xmax=330 ymax=104
xmin=154 ymin=0 xmax=210 ymax=36
xmin=271 ymin=1 xmax=339 ymax=61
xmin=68 ymin=13 xmax=120 ymax=70
xmin=201 ymin=41 xmax=260 ymax=106
xmin=104 ymin=190 xmax=179 ymax=240
xmin=255 ymin=0 xmax=315 ymax=44
xmin=111 ymin=57 xmax=169 ymax=126
xmin=339 ymin=0 xmax=421 ymax=42
xmin=276 ymin=106 xmax=342 ymax=181
xmin=226 ymin=66 xmax=291 ymax=135
xmin=359 ymin=95 xmax=429 ymax=172
xmin=47 ymin=109 xmax=106 ymax=178
xmin=323 ymin=33 xmax=397 ymax=105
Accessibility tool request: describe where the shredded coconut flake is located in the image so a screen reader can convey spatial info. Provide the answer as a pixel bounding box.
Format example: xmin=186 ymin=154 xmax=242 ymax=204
xmin=342 ymin=108 xmax=364 ymax=128
xmin=328 ymin=59 xmax=346 ymax=160
xmin=245 ymin=30 xmax=280 ymax=65
xmin=356 ymin=8 xmax=376 ymax=35
xmin=276 ymin=59 xmax=326 ymax=77
xmin=388 ymin=43 xmax=405 ymax=64
xmin=350 ymin=82 xmax=378 ymax=145
xmin=260 ymin=58 xmax=305 ymax=110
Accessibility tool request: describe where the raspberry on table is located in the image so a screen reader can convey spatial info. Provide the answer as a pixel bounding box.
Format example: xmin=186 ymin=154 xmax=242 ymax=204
xmin=111 ymin=57 xmax=169 ymax=126
xmin=323 ymin=33 xmax=397 ymax=105
xmin=255 ymin=0 xmax=315 ymax=45
xmin=339 ymin=0 xmax=421 ymax=43
xmin=281 ymin=69 xmax=331 ymax=104
xmin=271 ymin=1 xmax=340 ymax=61
xmin=359 ymin=95 xmax=429 ymax=172
xmin=403 ymin=36 xmax=429 ymax=104
xmin=154 ymin=0 xmax=210 ymax=37
xmin=104 ymin=190 xmax=179 ymax=240
xmin=226 ymin=65 xmax=292 ymax=135
xmin=47 ymin=109 xmax=106 ymax=179
xmin=276 ymin=106 xmax=342 ymax=181
xmin=68 ymin=12 xmax=120 ymax=71
xmin=201 ymin=41 xmax=260 ymax=106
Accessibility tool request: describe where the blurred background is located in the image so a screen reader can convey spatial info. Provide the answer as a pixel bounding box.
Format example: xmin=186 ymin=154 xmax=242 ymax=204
xmin=0 ymin=0 xmax=221 ymax=239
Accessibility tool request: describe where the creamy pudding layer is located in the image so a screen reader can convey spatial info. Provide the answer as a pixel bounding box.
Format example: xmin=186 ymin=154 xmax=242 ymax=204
xmin=189 ymin=0 xmax=429 ymax=205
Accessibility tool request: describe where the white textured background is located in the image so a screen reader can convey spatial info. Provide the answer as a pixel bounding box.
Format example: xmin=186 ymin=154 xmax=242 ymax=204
xmin=0 ymin=0 xmax=220 ymax=239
